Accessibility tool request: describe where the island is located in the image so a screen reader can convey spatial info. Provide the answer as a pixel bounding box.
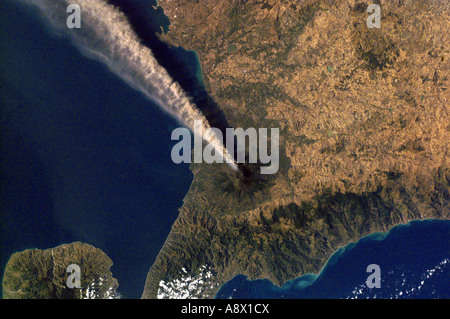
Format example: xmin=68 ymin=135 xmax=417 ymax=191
xmin=2 ymin=242 xmax=119 ymax=299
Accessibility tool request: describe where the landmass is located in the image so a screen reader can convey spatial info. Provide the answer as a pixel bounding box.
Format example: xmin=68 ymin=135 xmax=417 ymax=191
xmin=2 ymin=242 xmax=119 ymax=299
xmin=142 ymin=0 xmax=449 ymax=298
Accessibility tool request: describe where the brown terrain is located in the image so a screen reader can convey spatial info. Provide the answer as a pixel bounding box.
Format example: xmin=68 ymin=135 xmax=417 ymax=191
xmin=142 ymin=0 xmax=449 ymax=299
xmin=2 ymin=242 xmax=119 ymax=299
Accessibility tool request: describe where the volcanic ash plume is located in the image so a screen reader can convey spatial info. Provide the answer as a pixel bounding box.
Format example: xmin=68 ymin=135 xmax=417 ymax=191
xmin=22 ymin=0 xmax=238 ymax=169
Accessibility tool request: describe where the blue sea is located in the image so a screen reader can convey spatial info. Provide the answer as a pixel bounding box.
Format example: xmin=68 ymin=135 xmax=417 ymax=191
xmin=0 ymin=0 xmax=193 ymax=298
xmin=1 ymin=0 xmax=449 ymax=300
xmin=216 ymin=220 xmax=450 ymax=299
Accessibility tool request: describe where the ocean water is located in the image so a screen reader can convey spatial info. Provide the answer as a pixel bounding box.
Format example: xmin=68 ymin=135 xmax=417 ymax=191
xmin=0 ymin=0 xmax=194 ymax=298
xmin=216 ymin=219 xmax=450 ymax=299
xmin=1 ymin=0 xmax=449 ymax=301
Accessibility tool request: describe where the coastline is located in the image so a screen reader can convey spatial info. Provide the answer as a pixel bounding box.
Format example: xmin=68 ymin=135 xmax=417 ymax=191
xmin=142 ymin=0 xmax=449 ymax=299
xmin=215 ymin=218 xmax=450 ymax=298
xmin=2 ymin=0 xmax=447 ymax=300
xmin=0 ymin=0 xmax=194 ymax=298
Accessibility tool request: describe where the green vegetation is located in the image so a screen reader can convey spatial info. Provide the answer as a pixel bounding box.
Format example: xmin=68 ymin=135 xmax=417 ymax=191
xmin=227 ymin=44 xmax=237 ymax=53
xmin=2 ymin=242 xmax=119 ymax=299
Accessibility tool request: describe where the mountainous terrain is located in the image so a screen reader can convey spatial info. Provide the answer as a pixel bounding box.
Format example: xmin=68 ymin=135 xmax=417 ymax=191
xmin=142 ymin=0 xmax=449 ymax=299
xmin=2 ymin=242 xmax=119 ymax=299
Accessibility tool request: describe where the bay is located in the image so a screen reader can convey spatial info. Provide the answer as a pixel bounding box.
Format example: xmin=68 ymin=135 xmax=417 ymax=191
xmin=216 ymin=219 xmax=450 ymax=299
xmin=0 ymin=0 xmax=194 ymax=298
